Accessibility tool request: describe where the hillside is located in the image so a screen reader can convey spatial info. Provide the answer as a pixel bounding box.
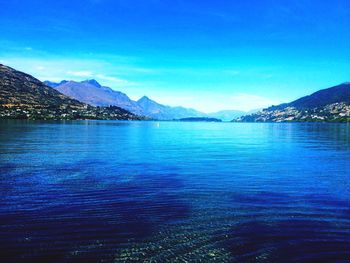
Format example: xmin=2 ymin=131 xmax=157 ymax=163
xmin=0 ymin=64 xmax=142 ymax=120
xmin=271 ymin=83 xmax=350 ymax=110
xmin=0 ymin=64 xmax=85 ymax=109
xmin=236 ymin=83 xmax=350 ymax=122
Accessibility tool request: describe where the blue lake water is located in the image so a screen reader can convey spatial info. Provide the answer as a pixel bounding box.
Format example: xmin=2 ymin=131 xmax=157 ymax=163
xmin=1 ymin=120 xmax=350 ymax=262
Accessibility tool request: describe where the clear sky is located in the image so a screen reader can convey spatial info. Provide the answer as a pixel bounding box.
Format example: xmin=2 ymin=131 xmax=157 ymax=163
xmin=0 ymin=0 xmax=349 ymax=112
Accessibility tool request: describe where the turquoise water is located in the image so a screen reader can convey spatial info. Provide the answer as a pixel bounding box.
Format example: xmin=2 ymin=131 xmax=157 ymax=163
xmin=1 ymin=120 xmax=350 ymax=262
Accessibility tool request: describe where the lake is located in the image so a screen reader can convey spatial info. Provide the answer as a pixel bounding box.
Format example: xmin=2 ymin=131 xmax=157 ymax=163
xmin=1 ymin=120 xmax=350 ymax=262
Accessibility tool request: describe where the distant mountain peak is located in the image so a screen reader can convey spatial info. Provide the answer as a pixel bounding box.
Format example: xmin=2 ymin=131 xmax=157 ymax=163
xmin=82 ymin=79 xmax=101 ymax=88
xmin=137 ymin=96 xmax=161 ymax=106
xmin=138 ymin=95 xmax=151 ymax=101
xmin=137 ymin=96 xmax=158 ymax=105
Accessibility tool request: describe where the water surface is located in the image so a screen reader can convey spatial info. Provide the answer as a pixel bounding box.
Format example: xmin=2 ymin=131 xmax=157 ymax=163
xmin=1 ymin=120 xmax=350 ymax=262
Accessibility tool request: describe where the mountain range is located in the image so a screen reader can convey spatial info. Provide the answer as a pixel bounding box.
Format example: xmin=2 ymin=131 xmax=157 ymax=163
xmin=45 ymin=80 xmax=144 ymax=116
xmin=3 ymin=63 xmax=349 ymax=122
xmin=237 ymin=83 xmax=350 ymax=122
xmin=45 ymin=79 xmax=247 ymax=120
xmin=0 ymin=64 xmax=142 ymax=120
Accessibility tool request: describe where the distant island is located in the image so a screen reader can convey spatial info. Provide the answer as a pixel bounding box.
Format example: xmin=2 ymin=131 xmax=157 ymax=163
xmin=177 ymin=117 xmax=222 ymax=122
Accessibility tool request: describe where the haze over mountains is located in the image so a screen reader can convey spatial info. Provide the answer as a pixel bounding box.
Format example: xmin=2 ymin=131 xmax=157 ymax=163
xmin=45 ymin=79 xmax=247 ymax=120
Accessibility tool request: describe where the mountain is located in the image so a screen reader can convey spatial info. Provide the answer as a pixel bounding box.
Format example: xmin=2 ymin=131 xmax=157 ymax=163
xmin=0 ymin=65 xmax=85 ymax=109
xmin=46 ymin=79 xmax=144 ymax=115
xmin=236 ymin=83 xmax=350 ymax=122
xmin=136 ymin=96 xmax=204 ymax=120
xmin=48 ymin=80 xmax=207 ymax=120
xmin=270 ymin=83 xmax=350 ymax=110
xmin=0 ymin=64 xmax=142 ymax=120
xmin=48 ymin=78 xmax=265 ymax=121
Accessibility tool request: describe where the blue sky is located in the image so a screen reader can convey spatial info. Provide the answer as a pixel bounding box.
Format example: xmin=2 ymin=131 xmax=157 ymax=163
xmin=0 ymin=0 xmax=349 ymax=112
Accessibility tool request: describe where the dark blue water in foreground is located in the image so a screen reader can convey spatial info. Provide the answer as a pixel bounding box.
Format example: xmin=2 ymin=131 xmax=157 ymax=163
xmin=1 ymin=120 xmax=350 ymax=262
